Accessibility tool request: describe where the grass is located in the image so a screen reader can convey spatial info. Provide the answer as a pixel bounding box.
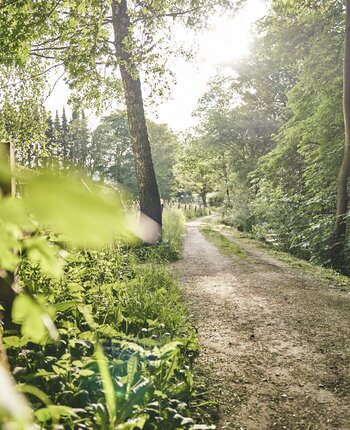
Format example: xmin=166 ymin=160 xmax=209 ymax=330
xmin=183 ymin=207 xmax=211 ymax=220
xmin=221 ymin=224 xmax=350 ymax=291
xmin=200 ymin=225 xmax=247 ymax=259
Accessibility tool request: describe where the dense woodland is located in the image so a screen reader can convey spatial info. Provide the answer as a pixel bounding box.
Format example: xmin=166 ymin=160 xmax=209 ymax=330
xmin=1 ymin=0 xmax=350 ymax=429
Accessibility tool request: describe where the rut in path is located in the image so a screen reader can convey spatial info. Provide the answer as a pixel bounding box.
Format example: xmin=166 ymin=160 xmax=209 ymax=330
xmin=176 ymin=218 xmax=350 ymax=430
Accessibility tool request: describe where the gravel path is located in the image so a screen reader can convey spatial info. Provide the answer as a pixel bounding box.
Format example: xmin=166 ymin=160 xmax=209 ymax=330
xmin=176 ymin=218 xmax=350 ymax=430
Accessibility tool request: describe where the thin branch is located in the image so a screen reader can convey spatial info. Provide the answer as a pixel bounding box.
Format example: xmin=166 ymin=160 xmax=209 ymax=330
xmin=44 ymin=71 xmax=65 ymax=101
xmin=31 ymin=63 xmax=64 ymax=78
xmin=29 ymin=52 xmax=58 ymax=60
xmin=31 ymin=45 xmax=79 ymax=52
xmin=0 ymin=63 xmax=63 ymax=90
xmin=46 ymin=0 xmax=63 ymax=20
xmin=32 ymin=36 xmax=61 ymax=48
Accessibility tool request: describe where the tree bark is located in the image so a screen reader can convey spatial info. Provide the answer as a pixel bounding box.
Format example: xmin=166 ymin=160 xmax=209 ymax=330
xmin=111 ymin=0 xmax=162 ymax=241
xmin=200 ymin=191 xmax=207 ymax=207
xmin=334 ymin=0 xmax=350 ymax=270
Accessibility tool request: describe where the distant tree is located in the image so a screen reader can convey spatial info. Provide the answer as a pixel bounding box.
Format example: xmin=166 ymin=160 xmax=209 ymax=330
xmin=147 ymin=121 xmax=179 ymax=199
xmin=61 ymin=108 xmax=69 ymax=160
xmin=174 ymin=138 xmax=215 ymax=206
xmin=68 ymin=110 xmax=90 ymax=169
xmin=90 ymin=112 xmax=137 ymax=194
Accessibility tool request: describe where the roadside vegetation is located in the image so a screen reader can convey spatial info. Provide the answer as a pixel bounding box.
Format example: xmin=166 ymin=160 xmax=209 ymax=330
xmin=203 ymin=222 xmax=350 ymax=292
xmin=183 ymin=208 xmax=210 ymax=220
xmin=2 ymin=205 xmax=215 ymax=429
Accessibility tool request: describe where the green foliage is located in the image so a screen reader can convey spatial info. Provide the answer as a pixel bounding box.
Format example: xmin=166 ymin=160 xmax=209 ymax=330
xmin=174 ymin=138 xmax=216 ymax=206
xmin=1 ymin=205 xmax=209 ymax=429
xmin=183 ymin=207 xmax=210 ymax=220
xmin=129 ymin=208 xmax=185 ymax=262
xmin=250 ymin=0 xmax=345 ymax=264
xmin=147 ymin=121 xmax=179 ymax=199
xmin=90 ymin=111 xmax=137 ymax=194
xmin=12 ymin=294 xmax=58 ymax=344
xmin=193 ymin=0 xmax=347 ymax=269
xmin=4 ymin=216 xmax=204 ymax=429
xmin=0 ymin=166 xmax=127 ymax=276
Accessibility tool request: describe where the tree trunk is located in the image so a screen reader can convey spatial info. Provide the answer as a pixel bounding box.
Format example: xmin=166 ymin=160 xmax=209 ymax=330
xmin=222 ymin=152 xmax=231 ymax=203
xmin=111 ymin=0 xmax=162 ymax=241
xmin=334 ymin=0 xmax=350 ymax=271
xmin=200 ymin=191 xmax=207 ymax=207
xmin=0 ymin=142 xmax=17 ymax=327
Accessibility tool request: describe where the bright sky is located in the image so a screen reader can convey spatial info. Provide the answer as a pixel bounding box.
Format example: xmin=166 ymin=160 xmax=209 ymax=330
xmin=45 ymin=0 xmax=267 ymax=132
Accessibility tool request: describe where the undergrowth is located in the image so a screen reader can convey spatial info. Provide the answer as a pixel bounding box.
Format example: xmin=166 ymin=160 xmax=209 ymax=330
xmin=221 ymin=224 xmax=350 ymax=291
xmin=183 ymin=208 xmax=210 ymax=220
xmin=3 ymin=209 xmax=213 ymax=429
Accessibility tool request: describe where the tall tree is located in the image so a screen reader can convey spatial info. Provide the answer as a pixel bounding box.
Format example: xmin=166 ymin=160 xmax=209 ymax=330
xmin=174 ymin=137 xmax=215 ymax=206
xmin=334 ymin=0 xmax=350 ymax=270
xmin=0 ymin=0 xmax=242 ymax=242
xmin=111 ymin=0 xmax=162 ymax=239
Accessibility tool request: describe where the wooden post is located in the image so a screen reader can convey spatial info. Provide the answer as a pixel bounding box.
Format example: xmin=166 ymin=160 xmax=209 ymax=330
xmin=0 ymin=142 xmax=16 ymax=196
xmin=0 ymin=141 xmax=17 ymax=328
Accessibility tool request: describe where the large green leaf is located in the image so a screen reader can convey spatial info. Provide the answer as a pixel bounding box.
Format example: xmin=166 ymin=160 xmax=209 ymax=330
xmin=24 ymin=172 xmax=128 ymax=248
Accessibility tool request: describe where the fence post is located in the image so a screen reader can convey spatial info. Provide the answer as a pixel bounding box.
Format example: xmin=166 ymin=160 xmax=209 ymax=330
xmin=0 ymin=141 xmax=18 ymax=329
xmin=0 ymin=142 xmax=16 ymax=196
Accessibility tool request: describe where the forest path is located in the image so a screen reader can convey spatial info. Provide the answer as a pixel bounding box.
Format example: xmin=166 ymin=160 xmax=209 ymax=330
xmin=174 ymin=217 xmax=350 ymax=430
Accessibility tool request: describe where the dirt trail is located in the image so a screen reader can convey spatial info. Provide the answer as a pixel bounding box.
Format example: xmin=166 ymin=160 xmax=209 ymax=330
xmin=176 ymin=218 xmax=350 ymax=430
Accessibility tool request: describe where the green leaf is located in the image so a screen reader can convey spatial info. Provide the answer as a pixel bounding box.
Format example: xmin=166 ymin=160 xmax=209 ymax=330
xmin=12 ymin=295 xmax=58 ymax=344
xmin=54 ymin=301 xmax=76 ymax=312
xmin=115 ymin=415 xmax=148 ymax=429
xmin=24 ymin=171 xmax=128 ymax=248
xmin=79 ymin=369 xmax=95 ymax=377
xmin=126 ymin=355 xmax=138 ymax=400
xmin=34 ymin=405 xmax=77 ymax=424
xmin=95 ymin=343 xmax=117 ymax=428
xmin=3 ymin=336 xmax=26 ymax=348
xmin=77 ymin=304 xmax=97 ymax=329
xmin=22 ymin=236 xmax=64 ymax=278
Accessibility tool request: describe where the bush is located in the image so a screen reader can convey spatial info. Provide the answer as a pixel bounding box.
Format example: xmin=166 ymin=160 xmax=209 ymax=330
xmin=221 ymin=196 xmax=255 ymax=232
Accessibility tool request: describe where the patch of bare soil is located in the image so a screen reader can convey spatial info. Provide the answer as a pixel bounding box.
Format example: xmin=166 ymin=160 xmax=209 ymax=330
xmin=175 ymin=218 xmax=350 ymax=430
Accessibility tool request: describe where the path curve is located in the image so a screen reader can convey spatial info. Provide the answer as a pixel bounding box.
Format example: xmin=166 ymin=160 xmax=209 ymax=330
xmin=176 ymin=218 xmax=350 ymax=430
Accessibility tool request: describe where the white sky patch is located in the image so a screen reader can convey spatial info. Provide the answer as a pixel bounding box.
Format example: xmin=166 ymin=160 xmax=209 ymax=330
xmin=45 ymin=0 xmax=267 ymax=132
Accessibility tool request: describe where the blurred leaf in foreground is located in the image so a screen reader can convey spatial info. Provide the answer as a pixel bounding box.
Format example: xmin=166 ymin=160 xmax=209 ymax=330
xmin=0 ymin=364 xmax=34 ymax=429
xmin=12 ymin=295 xmax=58 ymax=344
xmin=23 ymin=171 xmax=129 ymax=248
